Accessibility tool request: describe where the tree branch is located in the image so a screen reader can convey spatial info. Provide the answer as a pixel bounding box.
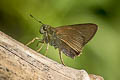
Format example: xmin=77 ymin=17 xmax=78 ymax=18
xmin=0 ymin=31 xmax=104 ymax=80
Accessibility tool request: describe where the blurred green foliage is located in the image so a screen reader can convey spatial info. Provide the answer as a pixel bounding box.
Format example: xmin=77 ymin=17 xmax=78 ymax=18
xmin=0 ymin=0 xmax=120 ymax=80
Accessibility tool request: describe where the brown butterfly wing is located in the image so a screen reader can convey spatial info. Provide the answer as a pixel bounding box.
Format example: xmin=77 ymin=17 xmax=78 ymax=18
xmin=55 ymin=23 xmax=98 ymax=57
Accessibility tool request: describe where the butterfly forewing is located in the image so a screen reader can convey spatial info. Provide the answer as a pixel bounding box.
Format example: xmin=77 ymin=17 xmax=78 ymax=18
xmin=55 ymin=23 xmax=98 ymax=56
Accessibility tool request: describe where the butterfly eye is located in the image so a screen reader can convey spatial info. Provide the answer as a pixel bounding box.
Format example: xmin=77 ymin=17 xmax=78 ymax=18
xmin=39 ymin=25 xmax=48 ymax=34
xmin=43 ymin=26 xmax=47 ymax=31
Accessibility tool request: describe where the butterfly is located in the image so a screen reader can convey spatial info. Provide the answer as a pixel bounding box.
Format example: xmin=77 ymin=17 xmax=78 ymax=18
xmin=26 ymin=14 xmax=98 ymax=65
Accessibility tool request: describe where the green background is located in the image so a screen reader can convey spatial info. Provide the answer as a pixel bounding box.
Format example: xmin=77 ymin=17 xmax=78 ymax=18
xmin=0 ymin=0 xmax=120 ymax=80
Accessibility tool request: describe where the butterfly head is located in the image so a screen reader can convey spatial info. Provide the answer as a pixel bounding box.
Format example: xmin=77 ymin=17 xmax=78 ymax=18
xmin=40 ymin=24 xmax=51 ymax=34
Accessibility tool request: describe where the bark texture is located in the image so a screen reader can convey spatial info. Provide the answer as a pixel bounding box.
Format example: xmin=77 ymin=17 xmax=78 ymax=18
xmin=0 ymin=31 xmax=104 ymax=80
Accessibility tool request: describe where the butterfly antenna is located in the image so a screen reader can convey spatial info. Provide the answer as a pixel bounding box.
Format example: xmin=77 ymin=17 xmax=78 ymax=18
xmin=30 ymin=14 xmax=44 ymax=25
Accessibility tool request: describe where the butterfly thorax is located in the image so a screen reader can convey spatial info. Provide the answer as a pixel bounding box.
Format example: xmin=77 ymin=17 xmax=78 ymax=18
xmin=40 ymin=24 xmax=60 ymax=49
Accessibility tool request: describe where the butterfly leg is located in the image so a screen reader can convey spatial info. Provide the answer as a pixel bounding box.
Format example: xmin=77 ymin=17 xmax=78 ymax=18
xmin=44 ymin=43 xmax=49 ymax=56
xmin=59 ymin=49 xmax=65 ymax=66
xmin=36 ymin=40 xmax=44 ymax=47
xmin=26 ymin=37 xmax=45 ymax=53
xmin=37 ymin=42 xmax=45 ymax=52
xmin=26 ymin=37 xmax=40 ymax=46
